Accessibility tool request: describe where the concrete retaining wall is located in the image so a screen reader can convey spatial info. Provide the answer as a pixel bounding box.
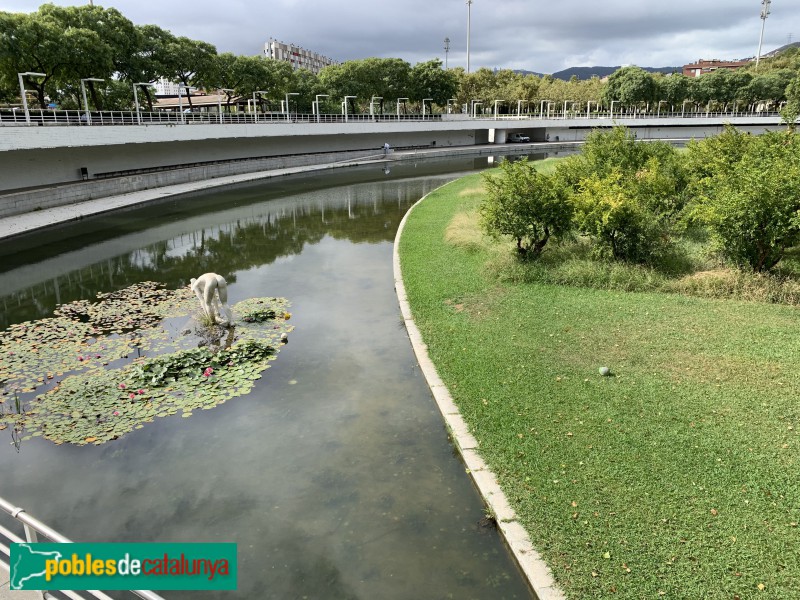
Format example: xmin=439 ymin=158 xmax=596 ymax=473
xmin=0 ymin=148 xmax=381 ymax=218
xmin=0 ymin=128 xmax=479 ymax=192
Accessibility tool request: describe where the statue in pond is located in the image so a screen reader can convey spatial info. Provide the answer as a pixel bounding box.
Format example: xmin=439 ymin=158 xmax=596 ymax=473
xmin=190 ymin=273 xmax=233 ymax=326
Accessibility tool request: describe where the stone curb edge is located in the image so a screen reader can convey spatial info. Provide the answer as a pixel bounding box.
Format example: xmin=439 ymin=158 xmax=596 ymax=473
xmin=392 ymin=180 xmax=567 ymax=600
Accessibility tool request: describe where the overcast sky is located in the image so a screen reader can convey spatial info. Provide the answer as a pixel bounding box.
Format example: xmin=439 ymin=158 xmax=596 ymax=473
xmin=5 ymin=0 xmax=799 ymax=74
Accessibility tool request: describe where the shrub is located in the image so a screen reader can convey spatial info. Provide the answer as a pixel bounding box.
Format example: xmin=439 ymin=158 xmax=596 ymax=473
xmin=691 ymin=130 xmax=800 ymax=271
xmin=480 ymin=158 xmax=573 ymax=259
xmin=573 ymin=170 xmax=670 ymax=263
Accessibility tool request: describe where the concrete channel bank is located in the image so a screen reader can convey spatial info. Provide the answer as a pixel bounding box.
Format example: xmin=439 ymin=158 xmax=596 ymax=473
xmin=393 ymin=182 xmax=566 ymax=600
xmin=0 ymin=142 xmax=574 ymax=241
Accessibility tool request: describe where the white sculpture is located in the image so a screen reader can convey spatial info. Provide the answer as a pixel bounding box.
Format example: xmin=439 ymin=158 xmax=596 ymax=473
xmin=190 ymin=273 xmax=233 ymax=325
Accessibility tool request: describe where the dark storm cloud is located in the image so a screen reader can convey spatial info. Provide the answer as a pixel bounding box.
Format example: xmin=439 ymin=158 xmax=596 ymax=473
xmin=6 ymin=0 xmax=799 ymax=73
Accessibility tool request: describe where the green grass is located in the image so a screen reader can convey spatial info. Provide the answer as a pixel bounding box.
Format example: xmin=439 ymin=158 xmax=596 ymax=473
xmin=399 ymin=173 xmax=800 ymax=599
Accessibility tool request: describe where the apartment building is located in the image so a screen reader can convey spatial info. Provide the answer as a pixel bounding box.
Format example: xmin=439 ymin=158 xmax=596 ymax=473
xmin=264 ymin=38 xmax=337 ymax=74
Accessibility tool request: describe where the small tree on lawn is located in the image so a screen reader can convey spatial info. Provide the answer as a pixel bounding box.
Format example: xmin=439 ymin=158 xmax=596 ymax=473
xmin=695 ymin=131 xmax=800 ymax=271
xmin=573 ymin=170 xmax=668 ymax=263
xmin=480 ymin=158 xmax=573 ymax=259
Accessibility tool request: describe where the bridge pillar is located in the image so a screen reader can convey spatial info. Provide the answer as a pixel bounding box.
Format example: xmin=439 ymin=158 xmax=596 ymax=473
xmin=492 ymin=129 xmax=508 ymax=144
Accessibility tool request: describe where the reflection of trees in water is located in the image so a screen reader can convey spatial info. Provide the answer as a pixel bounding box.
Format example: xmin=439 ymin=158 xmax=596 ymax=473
xmin=1 ymin=187 xmax=421 ymax=328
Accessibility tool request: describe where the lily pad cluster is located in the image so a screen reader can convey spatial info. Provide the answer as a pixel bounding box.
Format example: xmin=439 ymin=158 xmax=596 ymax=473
xmin=0 ymin=283 xmax=293 ymax=446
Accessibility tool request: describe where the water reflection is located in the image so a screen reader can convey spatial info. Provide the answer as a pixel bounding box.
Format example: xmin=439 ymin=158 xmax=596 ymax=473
xmin=0 ymin=158 xmax=534 ymax=599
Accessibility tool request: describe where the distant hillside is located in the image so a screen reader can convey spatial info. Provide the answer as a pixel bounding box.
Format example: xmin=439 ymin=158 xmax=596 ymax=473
xmin=764 ymin=41 xmax=800 ymax=58
xmin=550 ymin=65 xmax=682 ymax=80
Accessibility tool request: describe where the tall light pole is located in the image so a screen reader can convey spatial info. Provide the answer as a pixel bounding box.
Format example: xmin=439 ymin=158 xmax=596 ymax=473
xmin=253 ymin=90 xmax=269 ymax=123
xmin=178 ymin=84 xmax=195 ymax=124
xmin=133 ymin=82 xmax=153 ymax=125
xmin=344 ymin=95 xmax=356 ymax=122
xmin=17 ymin=72 xmax=45 ymax=125
xmin=397 ymin=97 xmax=409 ymax=117
xmin=370 ymin=95 xmax=383 ymax=119
xmin=80 ymin=77 xmax=104 ymax=125
xmin=285 ymin=92 xmax=298 ymax=122
xmin=314 ymin=94 xmax=329 ymax=123
xmin=217 ymin=88 xmax=234 ymax=124
xmin=444 ymin=37 xmax=451 ymax=70
xmin=422 ymin=98 xmax=433 ymax=119
xmin=755 ymin=0 xmax=771 ymax=69
xmin=471 ymin=100 xmax=483 ymax=118
xmin=493 ymin=99 xmax=504 ymax=119
xmin=466 ymin=0 xmax=473 ymax=73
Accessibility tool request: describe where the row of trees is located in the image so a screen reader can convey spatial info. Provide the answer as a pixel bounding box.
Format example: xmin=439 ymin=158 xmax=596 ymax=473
xmin=481 ymin=126 xmax=800 ymax=273
xmin=0 ymin=4 xmax=457 ymax=113
xmin=1 ymin=3 xmax=799 ymax=115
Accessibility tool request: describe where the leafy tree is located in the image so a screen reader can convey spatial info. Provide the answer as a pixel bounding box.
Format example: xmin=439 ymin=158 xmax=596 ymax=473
xmin=602 ymin=66 xmax=657 ymax=108
xmin=125 ymin=24 xmax=176 ymax=110
xmin=573 ymin=170 xmax=668 ymax=263
xmin=480 ymin=158 xmax=573 ymax=258
xmin=657 ymin=74 xmax=691 ymax=106
xmin=743 ymin=69 xmax=795 ymax=105
xmin=0 ymin=9 xmax=108 ymax=108
xmin=160 ymin=36 xmax=217 ymax=107
xmin=691 ymin=131 xmax=800 ymax=271
xmin=408 ymin=59 xmax=458 ymax=106
xmin=291 ymin=68 xmax=323 ymax=112
xmin=782 ymin=76 xmax=800 ymax=130
xmin=555 ymin=127 xmax=686 ymax=263
xmin=319 ymin=58 xmax=410 ymax=111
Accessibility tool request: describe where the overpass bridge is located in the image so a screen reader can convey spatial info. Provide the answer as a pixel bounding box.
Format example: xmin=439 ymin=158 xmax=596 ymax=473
xmin=0 ymin=110 xmax=787 ymax=217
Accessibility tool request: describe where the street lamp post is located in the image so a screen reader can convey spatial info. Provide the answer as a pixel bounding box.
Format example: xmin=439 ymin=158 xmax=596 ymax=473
xmin=447 ymin=98 xmax=457 ymax=114
xmin=516 ymin=100 xmax=529 ymax=117
xmin=253 ymin=90 xmax=269 ymax=123
xmin=610 ymin=100 xmax=619 ymax=119
xmin=493 ymin=99 xmax=504 ymax=120
xmin=370 ymin=96 xmax=383 ymax=120
xmin=539 ymin=99 xmax=551 ymax=119
xmin=547 ymin=102 xmax=555 ymax=119
xmin=466 ymin=0 xmax=473 ymax=73
xmin=132 ymin=82 xmax=153 ymax=125
xmin=396 ymin=97 xmax=409 ymax=117
xmin=586 ymin=100 xmax=597 ymax=118
xmin=285 ymin=92 xmax=299 ymax=122
xmin=471 ymin=101 xmax=483 ymax=118
xmin=681 ymin=99 xmax=692 ymax=118
xmin=344 ymin=96 xmax=356 ymax=122
xmin=178 ymin=84 xmax=195 ymax=124
xmin=217 ymin=88 xmax=234 ymax=124
xmin=657 ymin=100 xmax=668 ymax=117
xmin=314 ymin=94 xmax=329 ymax=123
xmin=422 ymin=98 xmax=433 ymax=119
xmin=17 ymin=72 xmax=46 ymax=125
xmin=80 ymin=77 xmax=104 ymax=125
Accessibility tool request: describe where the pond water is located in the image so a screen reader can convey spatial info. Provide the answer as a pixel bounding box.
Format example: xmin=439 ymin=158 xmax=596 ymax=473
xmin=0 ymin=156 xmax=545 ymax=599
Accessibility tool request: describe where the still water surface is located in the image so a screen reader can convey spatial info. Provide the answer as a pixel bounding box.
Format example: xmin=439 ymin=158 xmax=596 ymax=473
xmin=0 ymin=158 xmax=538 ymax=599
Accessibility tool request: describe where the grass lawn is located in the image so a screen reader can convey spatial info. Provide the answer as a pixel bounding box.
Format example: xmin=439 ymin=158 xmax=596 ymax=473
xmin=398 ymin=173 xmax=800 ymax=599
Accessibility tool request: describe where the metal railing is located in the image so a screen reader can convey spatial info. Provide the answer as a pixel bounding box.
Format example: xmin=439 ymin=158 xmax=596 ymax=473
xmin=0 ymin=107 xmax=785 ymax=128
xmin=0 ymin=108 xmax=445 ymax=127
xmin=0 ymin=495 xmax=165 ymax=600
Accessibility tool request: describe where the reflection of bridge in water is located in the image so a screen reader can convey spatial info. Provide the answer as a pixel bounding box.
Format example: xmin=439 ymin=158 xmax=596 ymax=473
xmin=0 ymin=169 xmax=459 ymax=328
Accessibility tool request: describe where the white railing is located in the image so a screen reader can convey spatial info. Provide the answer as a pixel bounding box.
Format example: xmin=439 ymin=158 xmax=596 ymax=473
xmin=0 ymin=108 xmax=445 ymax=127
xmin=0 ymin=495 xmax=165 ymax=600
xmin=0 ymin=108 xmax=785 ymax=128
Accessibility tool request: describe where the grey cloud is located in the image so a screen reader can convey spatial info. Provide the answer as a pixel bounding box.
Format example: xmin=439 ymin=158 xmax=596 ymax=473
xmin=6 ymin=0 xmax=799 ymax=73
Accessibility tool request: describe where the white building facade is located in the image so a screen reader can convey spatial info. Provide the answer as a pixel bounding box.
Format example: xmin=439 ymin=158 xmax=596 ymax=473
xmin=264 ymin=39 xmax=337 ymax=74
